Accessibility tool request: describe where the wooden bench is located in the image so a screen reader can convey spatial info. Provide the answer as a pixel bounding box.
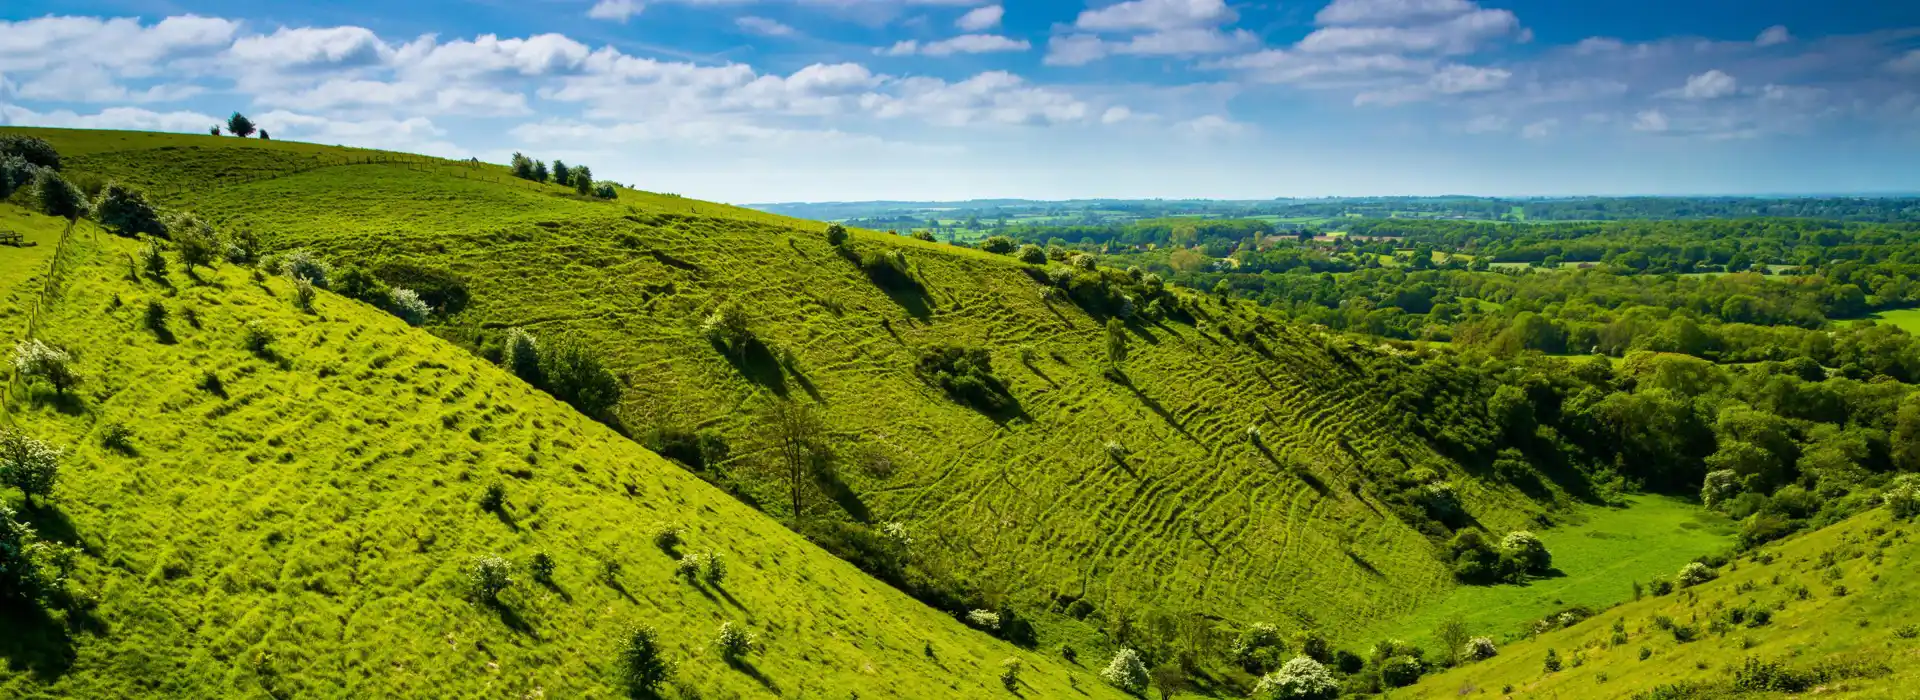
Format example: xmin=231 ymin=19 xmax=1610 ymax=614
xmin=0 ymin=231 xmax=22 ymax=247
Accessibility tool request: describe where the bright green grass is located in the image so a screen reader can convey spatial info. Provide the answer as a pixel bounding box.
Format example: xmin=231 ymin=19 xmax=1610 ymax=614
xmin=0 ymin=211 xmax=1118 ymax=699
xmin=1871 ymin=308 xmax=1920 ymax=334
xmin=0 ymin=204 xmax=72 ymax=342
xmin=10 ymin=127 xmax=1560 ymax=668
xmin=1362 ymin=495 xmax=1735 ymax=652
xmin=1402 ymin=506 xmax=1920 ymax=699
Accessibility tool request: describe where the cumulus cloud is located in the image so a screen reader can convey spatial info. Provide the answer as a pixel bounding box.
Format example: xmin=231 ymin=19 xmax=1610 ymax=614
xmin=1101 ymin=106 xmax=1132 ymax=124
xmin=0 ymin=104 xmax=219 ymax=133
xmin=229 ymin=26 xmax=391 ymax=68
xmin=956 ymin=5 xmax=1004 ymax=31
xmin=1667 ymin=69 xmax=1737 ymax=100
xmin=1073 ymin=0 xmax=1236 ymax=32
xmin=1754 ymin=25 xmax=1791 ymax=47
xmin=736 ymin=17 xmax=797 ymax=37
xmin=1430 ymin=64 xmax=1509 ymax=93
xmin=883 ymin=34 xmax=1031 ymax=57
xmin=1044 ymin=28 xmax=1254 ymax=65
xmin=587 ymin=0 xmax=643 ymax=22
xmin=1314 ymin=0 xmax=1476 ymax=26
xmin=860 ymin=71 xmax=1093 ymax=126
xmin=1297 ymin=8 xmax=1519 ymax=55
xmin=1890 ymin=50 xmax=1920 ymax=75
xmin=1632 ymin=109 xmax=1669 ymax=132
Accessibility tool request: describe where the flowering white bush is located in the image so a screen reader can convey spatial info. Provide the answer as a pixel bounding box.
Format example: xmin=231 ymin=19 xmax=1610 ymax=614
xmin=1675 ymin=561 xmax=1717 ymax=588
xmin=1886 ymin=474 xmax=1920 ymax=519
xmin=881 ymin=521 xmax=912 ymax=547
xmin=1701 ymin=470 xmax=1742 ymax=509
xmin=1463 ymin=636 xmax=1498 ymax=661
xmin=965 ymin=609 xmax=1001 ymax=631
xmin=1099 ymin=648 xmax=1149 ymax=693
xmin=675 ymin=552 xmax=706 ymax=581
xmin=713 ymin=621 xmax=756 ymax=660
xmin=293 ymin=275 xmax=316 ymax=312
xmin=0 ymin=430 xmax=61 ymax=506
xmin=12 ymin=339 xmax=77 ymax=394
xmin=279 ymin=249 xmax=331 ymax=288
xmin=390 ymin=287 xmax=430 ymax=326
xmin=1252 ymin=656 xmax=1338 ymax=700
xmin=998 ymin=657 xmax=1022 ymax=689
xmin=1105 ymin=440 xmax=1128 ymax=461
xmin=1502 ymin=530 xmax=1552 ymax=573
xmin=467 ymin=555 xmax=513 ymax=602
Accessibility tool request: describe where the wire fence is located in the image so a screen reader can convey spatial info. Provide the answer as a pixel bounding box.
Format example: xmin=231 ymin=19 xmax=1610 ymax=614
xmin=3 ymin=216 xmax=81 ymax=422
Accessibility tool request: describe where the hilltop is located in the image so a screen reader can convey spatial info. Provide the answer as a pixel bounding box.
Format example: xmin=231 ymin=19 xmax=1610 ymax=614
xmin=0 ymin=202 xmax=1114 ymax=698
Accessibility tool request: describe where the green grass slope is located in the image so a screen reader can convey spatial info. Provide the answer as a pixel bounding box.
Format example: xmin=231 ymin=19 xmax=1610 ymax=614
xmin=3 ymin=126 xmax=1647 ymax=651
xmin=0 ymin=209 xmax=1117 ymax=699
xmin=1401 ymin=504 xmax=1920 ymax=699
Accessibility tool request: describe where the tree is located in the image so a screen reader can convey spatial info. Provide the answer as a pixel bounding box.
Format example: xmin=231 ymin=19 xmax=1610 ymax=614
xmin=1106 ymin=318 xmax=1129 ymax=370
xmin=1436 ymin=617 xmax=1471 ymax=666
xmin=504 ymin=328 xmax=543 ymax=385
xmin=1501 ymin=530 xmax=1552 ymax=575
xmin=0 ymin=431 xmax=60 ymax=507
xmin=1100 ymin=648 xmax=1150 ymax=694
xmin=1017 ymin=244 xmax=1046 ymax=264
xmin=32 ymin=170 xmax=87 ymax=220
xmin=701 ymin=302 xmax=754 ymax=359
xmin=981 ymin=235 xmax=1015 ymax=254
xmin=0 ymin=503 xmax=45 ymax=601
xmin=540 ymin=337 xmax=622 ymax=422
xmin=594 ymin=183 xmax=618 ymax=199
xmin=390 ymin=288 xmax=430 ymax=326
xmin=532 ymin=160 xmax=550 ymax=183
xmin=616 ymin=625 xmax=674 ymax=695
xmin=1252 ymin=656 xmax=1338 ymax=700
xmin=467 ymin=555 xmax=513 ymax=603
xmin=510 ymin=152 xmax=536 ymax=180
xmin=713 ymin=622 xmax=756 ymax=660
xmin=93 ymin=183 xmax=166 ymax=237
xmin=551 ymin=161 xmax=571 ymax=187
xmin=0 ymin=135 xmax=61 ymax=170
xmin=259 ymin=130 xmax=270 ymax=140
xmin=572 ymin=165 xmax=593 ymax=196
xmin=168 ymin=213 xmax=221 ymax=270
xmin=12 ymin=339 xmax=77 ymax=395
xmin=766 ymin=401 xmax=823 ymax=522
xmin=226 ymin=112 xmax=256 ymax=138
xmin=826 ymin=224 xmax=849 ymax=247
xmin=209 ymin=125 xmax=221 ymax=136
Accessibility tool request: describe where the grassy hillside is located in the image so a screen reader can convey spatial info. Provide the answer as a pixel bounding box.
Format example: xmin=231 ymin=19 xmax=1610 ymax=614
xmin=1400 ymin=504 xmax=1920 ymax=699
xmin=0 ymin=204 xmax=1117 ymax=698
xmin=6 ymin=128 xmax=1567 ymax=649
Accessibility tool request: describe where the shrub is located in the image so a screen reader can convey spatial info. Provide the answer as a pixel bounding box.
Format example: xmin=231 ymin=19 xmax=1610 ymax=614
xmin=1676 ymin=562 xmax=1717 ymax=588
xmin=826 ymin=224 xmax=849 ymax=247
xmin=141 ymin=242 xmax=168 ymax=279
xmin=999 ymin=657 xmax=1022 ymax=690
xmin=226 ymin=112 xmax=257 ymax=138
xmin=1105 ymin=440 xmax=1128 ymax=461
xmin=700 ymin=302 xmax=754 ymax=354
xmin=616 ymin=625 xmax=673 ymax=695
xmin=1702 ymin=469 xmax=1742 ymax=510
xmin=504 ymin=328 xmax=542 ymax=384
xmin=467 ymin=555 xmax=513 ymax=602
xmin=1885 ymin=474 xmax=1920 ymax=519
xmin=99 ymin=422 xmax=135 ymax=454
xmin=1016 ymin=244 xmax=1046 ymax=264
xmin=675 ymin=552 xmax=704 ymax=581
xmin=1381 ymin=655 xmax=1423 ymax=687
xmin=32 ymin=170 xmax=87 ymax=219
xmin=1070 ymin=253 xmax=1097 ymax=271
xmin=0 ymin=431 xmax=61 ymax=506
xmin=652 ymin=523 xmax=685 ymax=552
xmin=913 ymin=345 xmax=1013 ymax=413
xmin=538 ymin=336 xmax=623 ymax=421
xmin=0 ymin=134 xmax=60 ymax=170
xmin=293 ymin=276 xmax=317 ymax=312
xmin=372 ymin=263 xmax=471 ymax=314
xmin=168 ymin=213 xmax=221 ymax=268
xmin=478 ymin=482 xmax=507 ymax=512
xmin=1544 ymin=648 xmax=1562 ymax=673
xmin=572 ymin=166 xmax=593 ymax=195
xmin=1502 ymin=530 xmax=1552 ymax=574
xmin=552 ymin=161 xmax=572 ymax=186
xmin=0 ymin=155 xmax=38 ymax=200
xmin=913 ymin=230 xmax=935 ymax=241
xmin=510 ymin=152 xmax=536 ymax=180
xmin=880 ymin=521 xmax=912 ymax=547
xmin=966 ymin=609 xmax=1001 ymax=631
xmin=12 ymin=339 xmax=78 ymax=394
xmin=242 ymin=321 xmax=275 ymax=357
xmin=713 ymin=622 xmax=755 ymax=660
xmin=93 ymin=183 xmax=166 ymax=236
xmin=1099 ymin=648 xmax=1150 ymax=693
xmin=144 ymin=300 xmax=170 ymax=336
xmin=1251 ymin=656 xmax=1338 ymax=700
xmin=701 ymin=551 xmax=727 ymax=586
xmin=0 ymin=503 xmax=46 ymax=601
xmin=981 ymin=236 xmax=1016 ymax=254
xmin=527 ymin=552 xmax=556 ymax=584
xmin=594 ymin=183 xmax=617 ymax=199
xmin=389 ymin=288 xmax=430 ymax=326
xmin=858 ymin=248 xmax=920 ymax=292
xmin=1464 ymin=636 xmax=1498 ymax=661
xmin=279 ymin=249 xmax=332 ymax=288
xmin=1230 ymin=622 xmax=1288 ymax=672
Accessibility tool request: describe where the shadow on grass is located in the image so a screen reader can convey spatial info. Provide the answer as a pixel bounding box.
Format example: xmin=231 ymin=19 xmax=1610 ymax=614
xmin=1021 ymin=358 xmax=1057 ymax=387
xmin=1345 ymin=549 xmax=1384 ymax=577
xmin=1106 ymin=370 xmax=1197 ymax=443
xmin=26 ymin=389 xmax=85 ymax=416
xmin=812 ymin=462 xmax=870 ymax=523
xmin=488 ymin=599 xmax=537 ymax=638
xmin=1123 ymin=318 xmax=1159 ymax=346
xmin=712 ymin=338 xmax=788 ymax=398
xmin=0 ymin=600 xmax=74 ymax=681
xmin=19 ymin=505 xmax=83 ymax=551
xmin=726 ymin=657 xmax=780 ymax=695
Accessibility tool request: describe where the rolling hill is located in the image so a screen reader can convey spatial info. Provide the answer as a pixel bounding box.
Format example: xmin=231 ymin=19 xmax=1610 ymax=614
xmin=0 ymin=202 xmax=1116 ymax=698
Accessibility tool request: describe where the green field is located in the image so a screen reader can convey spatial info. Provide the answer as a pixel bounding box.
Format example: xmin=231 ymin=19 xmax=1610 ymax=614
xmin=1872 ymin=308 xmax=1920 ymax=333
xmin=1362 ymin=495 xmax=1736 ymax=652
xmin=1403 ymin=505 xmax=1920 ymax=699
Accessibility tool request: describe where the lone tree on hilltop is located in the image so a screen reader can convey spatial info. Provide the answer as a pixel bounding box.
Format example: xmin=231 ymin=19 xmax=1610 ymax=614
xmin=226 ymin=112 xmax=256 ymax=138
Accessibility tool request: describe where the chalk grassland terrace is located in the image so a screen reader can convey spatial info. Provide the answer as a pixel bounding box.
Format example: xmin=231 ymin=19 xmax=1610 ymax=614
xmin=6 ymin=128 xmax=1570 ymax=645
xmin=0 ymin=202 xmax=1120 ymax=698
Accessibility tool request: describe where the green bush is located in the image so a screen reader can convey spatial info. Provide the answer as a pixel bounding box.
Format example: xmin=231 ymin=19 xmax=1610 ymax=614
xmin=279 ymin=249 xmax=332 ymax=288
xmin=538 ymin=336 xmax=623 ymax=422
xmin=242 ymin=321 xmax=275 ymax=357
xmin=32 ymin=169 xmax=87 ymax=219
xmin=504 ymin=328 xmax=542 ymax=384
xmin=594 ymin=183 xmax=617 ymax=199
xmin=914 ymin=345 xmax=1014 ymax=414
xmin=0 ymin=430 xmax=61 ymax=506
xmin=1016 ymin=244 xmax=1046 ymax=265
xmin=0 ymin=155 xmax=38 ymax=199
xmin=93 ymin=183 xmax=165 ymax=237
xmin=826 ymin=224 xmax=849 ymax=247
xmin=467 ymin=555 xmax=513 ymax=602
xmin=372 ymin=263 xmax=471 ymax=314
xmin=713 ymin=621 xmax=756 ymax=660
xmin=479 ymin=482 xmax=507 ymax=513
xmin=617 ymin=625 xmax=673 ymax=694
xmin=169 ymin=213 xmax=222 ymax=269
xmin=0 ymin=135 xmax=60 ymax=170
xmin=980 ymin=236 xmax=1015 ymax=254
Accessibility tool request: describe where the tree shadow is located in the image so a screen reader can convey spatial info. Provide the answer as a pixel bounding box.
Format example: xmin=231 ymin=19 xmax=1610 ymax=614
xmin=488 ymin=599 xmax=537 ymax=638
xmin=0 ymin=600 xmax=74 ymax=681
xmin=1123 ymin=318 xmax=1159 ymax=346
xmin=726 ymin=657 xmax=780 ymax=695
xmin=713 ymin=338 xmax=788 ymax=398
xmin=1345 ymin=550 xmax=1384 ymax=577
xmin=878 ymin=281 xmax=932 ymax=321
xmin=1040 ymin=299 xmax=1074 ymax=328
xmin=26 ymin=389 xmax=85 ymax=416
xmin=1108 ymin=371 xmax=1197 ymax=443
xmin=1021 ymin=359 xmax=1057 ymax=387
xmin=812 ymin=461 xmax=871 ymax=523
xmin=19 ymin=506 xmax=84 ymax=551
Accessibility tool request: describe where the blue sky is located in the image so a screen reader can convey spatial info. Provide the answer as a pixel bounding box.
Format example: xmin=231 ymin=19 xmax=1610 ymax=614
xmin=2 ymin=0 xmax=1918 ymax=203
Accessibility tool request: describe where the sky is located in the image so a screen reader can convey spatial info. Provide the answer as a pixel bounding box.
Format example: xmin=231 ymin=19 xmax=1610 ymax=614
xmin=1 ymin=0 xmax=1918 ymax=203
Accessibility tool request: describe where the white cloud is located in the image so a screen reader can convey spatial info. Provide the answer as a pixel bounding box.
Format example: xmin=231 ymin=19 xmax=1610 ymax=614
xmin=1754 ymin=25 xmax=1791 ymax=47
xmin=1044 ymin=34 xmax=1110 ymax=66
xmin=1074 ymin=0 xmax=1236 ymax=32
xmin=956 ymin=5 xmax=1004 ymax=31
xmin=1173 ymin=114 xmax=1247 ymax=139
xmin=1519 ymin=118 xmax=1557 ymax=139
xmin=588 ymin=0 xmax=644 ymax=22
xmin=1669 ymin=69 xmax=1737 ymax=100
xmin=401 ymin=34 xmax=593 ymax=80
xmin=254 ymin=78 xmax=529 ymax=116
xmin=1573 ymin=36 xmax=1623 ymax=55
xmin=1315 ymin=0 xmax=1475 ymax=26
xmin=1210 ymin=50 xmax=1433 ymax=85
xmin=1101 ymin=106 xmax=1132 ymax=124
xmin=1297 ymin=8 xmax=1518 ymax=55
xmin=1632 ymin=109 xmax=1668 ymax=132
xmin=1044 ymin=28 xmax=1253 ymax=65
xmin=0 ymin=104 xmax=218 ymax=133
xmin=229 ymin=26 xmax=391 ymax=68
xmin=859 ymin=71 xmax=1092 ymax=126
xmin=884 ymin=34 xmax=1030 ymax=57
xmin=253 ymin=109 xmax=464 ymax=155
xmin=1462 ymin=114 xmax=1507 ymax=133
xmin=737 ymin=17 xmax=797 ymax=37
xmin=1429 ymin=64 xmax=1508 ymax=93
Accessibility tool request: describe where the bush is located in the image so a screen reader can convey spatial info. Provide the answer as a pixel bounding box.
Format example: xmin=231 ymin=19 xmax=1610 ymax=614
xmin=1702 ymin=469 xmax=1742 ymax=510
xmin=1544 ymin=648 xmax=1562 ymax=673
xmin=1675 ymin=562 xmax=1717 ymax=588
xmin=478 ymin=482 xmax=507 ymax=512
xmin=1502 ymin=530 xmax=1552 ymax=574
xmin=700 ymin=302 xmax=754 ymax=354
xmin=528 ymin=552 xmax=555 ymax=584
xmin=32 ymin=170 xmax=87 ymax=219
xmin=141 ymin=242 xmax=168 ymax=279
xmin=467 ymin=555 xmax=513 ymax=602
xmin=0 ymin=503 xmax=46 ymax=601
xmin=0 ymin=135 xmax=60 ymax=170
xmin=293 ymin=276 xmax=317 ymax=312
xmin=1252 ymin=656 xmax=1338 ymax=700
xmin=859 ymin=248 xmax=920 ymax=292
xmin=0 ymin=155 xmax=38 ymax=200
xmin=966 ymin=609 xmax=1001 ymax=631
xmin=1885 ymin=474 xmax=1920 ymax=519
xmin=279 ymin=249 xmax=332 ymax=288
xmin=594 ymin=183 xmax=617 ymax=199
xmin=145 ymin=300 xmax=169 ymax=335
xmin=168 ymin=213 xmax=221 ymax=269
xmin=1381 ymin=655 xmax=1423 ymax=687
xmin=651 ymin=523 xmax=685 ymax=552
xmin=389 ymin=288 xmax=430 ymax=326
xmin=1099 ymin=648 xmax=1150 ymax=693
xmin=242 ymin=321 xmax=275 ymax=357
xmin=1016 ymin=244 xmax=1046 ymax=265
xmin=372 ymin=263 xmax=471 ymax=314
xmin=826 ymin=224 xmax=849 ymax=247
xmin=572 ymin=166 xmax=593 ymax=196
xmin=1230 ymin=622 xmax=1288 ymax=672
xmin=914 ymin=345 xmax=1013 ymax=413
xmin=93 ymin=183 xmax=165 ymax=237
xmin=0 ymin=431 xmax=61 ymax=506
xmin=617 ymin=625 xmax=673 ymax=695
xmin=226 ymin=112 xmax=256 ymax=138
xmin=538 ymin=337 xmax=623 ymax=421
xmin=674 ymin=552 xmax=705 ymax=582
xmin=644 ymin=427 xmax=729 ymax=471
xmin=981 ymin=236 xmax=1016 ymax=254
xmin=999 ymin=657 xmax=1022 ymax=690
xmin=504 ymin=328 xmax=542 ymax=384
xmin=99 ymin=422 xmax=135 ymax=454
xmin=12 ymin=339 xmax=78 ymax=394
xmin=1463 ymin=636 xmax=1498 ymax=661
xmin=713 ymin=621 xmax=756 ymax=660
xmin=701 ymin=551 xmax=727 ymax=586
xmin=333 ymin=266 xmax=391 ymax=305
